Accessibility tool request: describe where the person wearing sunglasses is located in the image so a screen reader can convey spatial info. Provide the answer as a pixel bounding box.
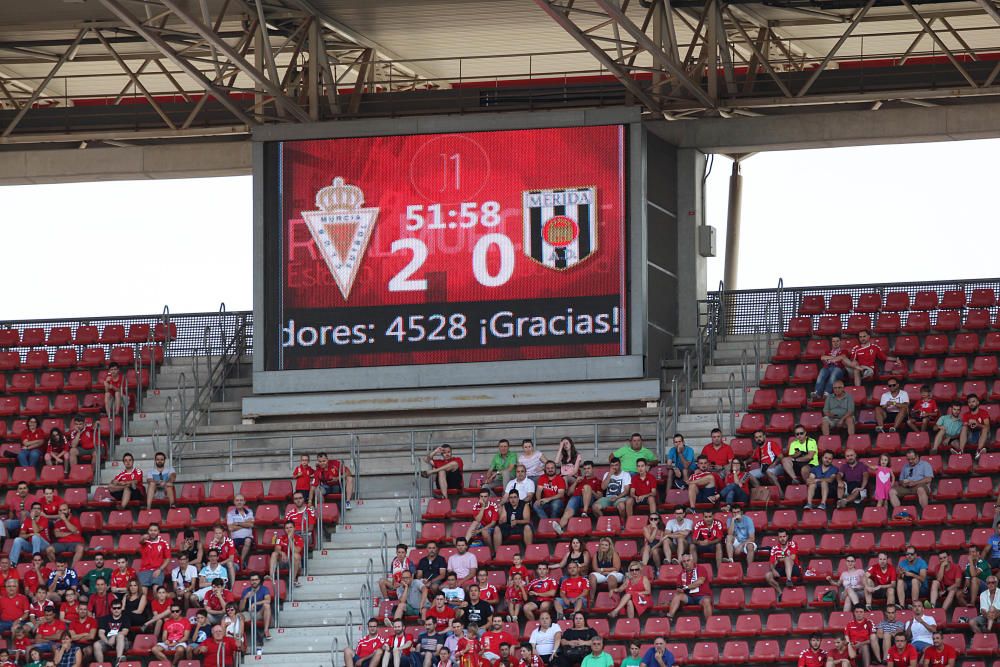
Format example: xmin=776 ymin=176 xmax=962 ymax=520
xmin=875 ymin=381 xmax=910 ymax=434
xmin=827 ymin=556 xmax=865 ymax=612
xmin=779 ymin=427 xmax=818 ymax=485
xmin=895 ymin=549 xmax=929 ymax=608
xmin=151 ymin=605 xmax=190 ymax=665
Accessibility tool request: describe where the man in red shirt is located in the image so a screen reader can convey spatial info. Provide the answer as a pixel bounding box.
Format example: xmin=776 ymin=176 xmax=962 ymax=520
xmin=667 ymin=552 xmax=713 ymax=620
xmin=557 ymin=461 xmax=603 ymax=531
xmin=864 ymin=552 xmax=898 ymax=609
xmin=69 ymin=602 xmax=97 ymax=649
xmin=203 ymin=579 xmax=237 ymax=624
xmin=921 ymin=632 xmax=957 ymax=667
xmin=67 ymin=415 xmax=97 ymax=470
xmin=0 ymin=579 xmax=28 ymax=634
xmin=110 ymin=556 xmax=137 ymax=595
xmin=481 ymin=614 xmax=516 ymax=666
xmin=4 ymin=482 xmax=32 ymax=537
xmin=687 ymin=456 xmax=720 ymax=508
xmin=798 ymin=634 xmax=827 ymax=667
xmin=827 ymin=637 xmax=855 ymax=667
xmin=929 ymin=551 xmax=962 ymax=612
xmin=765 ymin=530 xmax=802 ymax=600
xmin=423 ymin=593 xmax=456 ymax=631
xmin=844 ymin=607 xmax=874 ymax=667
xmin=151 ymin=603 xmax=191 ymax=664
xmin=345 ymin=618 xmax=385 ymax=667
xmin=626 ymin=458 xmax=658 ymax=518
xmin=886 ymin=633 xmax=918 ymax=667
xmin=533 ymin=461 xmax=567 ymax=523
xmin=316 ymin=451 xmax=354 ymax=510
xmin=286 ymin=492 xmax=317 ymax=540
xmin=291 ymin=453 xmax=317 ymax=504
xmin=9 ymin=503 xmax=50 ymax=566
xmin=270 ymin=521 xmax=304 ymax=588
xmin=690 ymin=509 xmax=724 ymax=569
xmin=52 ymin=503 xmax=85 ymax=568
xmin=198 ymin=624 xmax=241 ymax=667
xmin=37 ymin=488 xmax=63 ymax=520
xmin=466 ymin=489 xmax=500 ymax=545
xmin=844 ymin=329 xmax=898 ymax=387
xmin=138 ymin=523 xmax=171 ymax=591
xmin=107 ymin=452 xmax=143 ymax=509
xmin=748 ymin=430 xmax=785 ymax=491
xmin=423 ymin=444 xmax=464 ymax=498
xmin=702 ymin=429 xmax=735 ymax=472
xmin=0 ymin=557 xmax=20 ymax=590
xmin=522 ymin=563 xmax=558 ymax=620
xmin=33 ymin=607 xmax=66 ymax=651
xmin=960 ymin=395 xmax=993 ymax=460
xmin=554 ymin=562 xmax=589 ymax=618
xmin=385 ymin=618 xmax=414 ymax=667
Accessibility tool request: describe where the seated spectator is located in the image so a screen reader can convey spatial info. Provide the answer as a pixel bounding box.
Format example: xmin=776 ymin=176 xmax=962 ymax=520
xmin=587 ymin=537 xmax=623 ymax=606
xmin=799 ymin=634 xmax=827 ymax=667
xmin=930 ymin=551 xmax=962 ymax=612
xmin=686 ymin=456 xmax=718 ymax=508
xmin=813 ymin=335 xmax=848 ymax=400
xmin=718 ymin=458 xmax=750 ymax=510
xmin=52 ymin=633 xmax=81 ymax=667
xmin=416 ymin=618 xmax=446 ymax=667
xmin=822 ymin=381 xmax=856 ymax=436
xmin=931 ymin=403 xmax=964 ymax=455
xmin=207 ymin=524 xmax=241 ymax=586
xmin=557 ymin=461 xmax=602 ymax=531
xmin=748 ymin=430 xmax=785 ymax=492
xmin=554 ymin=563 xmax=589 ymax=619
xmin=120 ymin=579 xmax=148 ymax=627
xmin=522 ymin=564 xmax=557 ymax=620
xmin=608 ymin=560 xmax=650 ymax=619
xmin=269 ymin=521 xmax=304 ymax=588
xmin=876 ymin=381 xmax=910 ymax=433
xmin=195 ymin=550 xmax=227 ymax=599
xmin=25 ymin=554 xmax=53 ymax=593
xmin=316 ymin=451 xmax=354 ymax=510
xmin=43 ymin=430 xmax=69 ymax=474
xmin=960 ymin=395 xmax=992 ymax=460
xmin=9 ymin=503 xmax=51 ymax=566
xmin=701 ymin=429 xmax=733 ymax=473
xmin=504 ymin=466 xmax=537 ymax=505
xmin=805 ymin=450 xmax=839 ymax=510
xmin=639 ymin=637 xmax=674 ymax=667
xmin=663 ymin=507 xmax=693 ymax=565
xmin=665 ymin=434 xmax=695 ymax=491
xmin=203 ymin=578 xmax=236 ymax=624
xmin=150 ymin=604 xmax=190 ymax=664
xmin=764 ymin=529 xmax=802 ymax=602
xmin=86 ymin=577 xmax=116 ymax=620
xmin=844 ymin=607 xmax=874 ymax=667
xmin=519 ymin=440 xmax=547 ymax=482
xmin=886 ymin=633 xmax=918 ymax=667
xmin=865 ymin=552 xmax=898 ymax=609
xmin=145 ymin=451 xmax=176 ymax=510
xmin=552 ymin=537 xmax=590 ymax=574
xmin=0 ymin=578 xmax=29 ymax=634
xmin=528 ymin=611 xmax=561 ymax=664
xmin=578 ymin=635 xmax=609 ymax=667
xmin=92 ymin=600 xmax=129 ymax=663
xmin=484 ymin=440 xmax=518 ymax=493
xmin=610 ymin=434 xmax=656 ymax=474
xmin=238 ymin=574 xmax=271 ymax=639
xmin=481 ymin=615 xmax=516 ymax=666
xmin=970 ymin=575 xmax=1000 ymax=633
xmin=904 ymin=602 xmax=936 ymax=653
xmin=38 ymin=487 xmax=62 ymax=521
xmin=380 ymin=543 xmax=416 ymax=600
xmin=533 ymin=462 xmax=567 ymax=523
xmin=640 ymin=514 xmax=666 ymax=568
xmin=505 ymin=571 xmax=528 ymax=622
xmin=474 ymin=570 xmax=499 ymax=609
xmin=384 ymin=619 xmax=414 ymax=667
xmin=843 ymin=329 xmax=898 ymax=387
xmin=828 ymin=555 xmax=865 ymax=612
xmin=493 ymin=490 xmax=534 ymax=553
xmin=423 ymin=445 xmax=464 ymax=498
xmin=177 ymin=528 xmax=203 ymax=566
xmin=287 ymin=492 xmax=317 ymax=548
xmin=780 ymin=427 xmax=819 ymax=484
xmin=689 ymin=509 xmax=724 ymax=570
xmin=987 ymin=530 xmax=1000 ymax=570
xmin=872 ymin=604 xmax=905 ymax=664
xmin=46 ymin=560 xmax=79 ymax=599
xmin=439 ymin=572 xmax=465 ymax=613
xmin=51 ymin=504 xmax=84 ymax=568
xmin=198 ymin=623 xmax=240 ymax=667
xmin=103 ymin=362 xmax=127 ymax=419
xmin=960 ymin=544 xmax=991 ymax=608
xmin=68 ymin=602 xmax=96 ymax=652
xmin=18 ymin=418 xmax=46 ymax=470
xmin=5 ymin=481 xmax=32 ymax=537
xmin=626 ymin=459 xmax=657 ymax=518
xmin=106 ymin=452 xmax=143 ymax=510
xmin=465 ymin=491 xmax=500 ymax=547
xmin=836 ymin=448 xmax=870 ymax=508
xmin=889 ymin=449 xmax=933 ymax=514
xmin=463 ymin=584 xmax=493 ymax=627
xmin=665 ymin=553 xmax=711 ymax=620
xmin=416 ymin=542 xmax=448 ymax=595
xmin=138 ymin=523 xmax=171 ymax=591
xmin=921 ymin=632 xmax=957 ymax=667
xmin=896 ymin=549 xmax=929 ymax=608
xmin=67 ymin=416 xmax=96 ymax=471
xmin=907 ymin=386 xmax=939 ymax=433
xmin=144 ymin=585 xmax=173 ymax=636
xmin=554 ymin=438 xmax=582 ymax=484
xmin=226 ymin=494 xmax=255 ymax=566
xmin=724 ymin=504 xmax=756 ymax=566
xmin=593 ymin=458 xmax=630 ymax=519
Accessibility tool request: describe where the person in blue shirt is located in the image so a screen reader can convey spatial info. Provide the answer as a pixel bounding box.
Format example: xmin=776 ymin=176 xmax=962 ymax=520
xmin=986 ymin=532 xmax=1000 ymax=570
xmin=895 ymin=548 xmax=928 ymax=607
xmin=665 ymin=435 xmax=695 ymax=490
xmin=239 ymin=574 xmax=273 ymax=639
xmin=724 ymin=504 xmax=757 ymax=565
xmin=46 ymin=560 xmax=79 ymax=594
xmin=640 ymin=637 xmax=675 ymax=667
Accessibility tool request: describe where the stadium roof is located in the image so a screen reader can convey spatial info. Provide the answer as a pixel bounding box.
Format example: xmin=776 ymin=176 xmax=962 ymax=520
xmin=2 ymin=0 xmax=1000 ymax=147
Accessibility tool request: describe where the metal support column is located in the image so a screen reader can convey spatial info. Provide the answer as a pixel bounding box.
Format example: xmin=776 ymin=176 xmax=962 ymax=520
xmin=723 ymin=156 xmax=744 ymax=291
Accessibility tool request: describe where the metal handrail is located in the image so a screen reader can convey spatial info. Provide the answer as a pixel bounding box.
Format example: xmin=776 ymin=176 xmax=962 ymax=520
xmin=726 ymin=373 xmax=737 ymax=436
xmin=331 ymin=636 xmax=341 ymax=667
xmin=359 ymin=582 xmax=372 ymax=624
xmin=365 ymin=558 xmax=375 ymax=601
xmin=739 ymin=349 xmax=749 ymax=412
xmin=410 ymin=472 xmax=420 ymax=547
xmin=380 ymin=532 xmax=388 ymax=578
xmin=394 ymin=507 xmax=403 ymax=545
xmin=345 ymin=610 xmax=355 ymax=648
xmin=715 ymin=397 xmax=724 ymax=431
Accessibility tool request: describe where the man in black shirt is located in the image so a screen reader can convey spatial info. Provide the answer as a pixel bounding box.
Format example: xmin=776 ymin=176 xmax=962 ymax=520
xmin=415 ymin=617 xmax=446 ymax=667
xmin=93 ymin=600 xmax=130 ymax=663
xmin=416 ymin=542 xmax=447 ymax=594
xmin=463 ymin=585 xmax=493 ymax=627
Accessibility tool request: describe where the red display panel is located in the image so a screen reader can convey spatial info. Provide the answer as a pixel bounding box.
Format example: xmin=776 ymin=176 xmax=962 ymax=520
xmin=275 ymin=125 xmax=627 ymax=370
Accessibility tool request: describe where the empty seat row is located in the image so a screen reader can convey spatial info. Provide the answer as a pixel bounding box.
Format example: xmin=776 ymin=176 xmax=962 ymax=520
xmin=787 ymin=310 xmax=1000 ymax=337
xmin=0 ymin=322 xmax=176 ymax=348
xmin=0 ymin=345 xmax=163 ymax=371
xmin=799 ymin=289 xmax=998 ymax=315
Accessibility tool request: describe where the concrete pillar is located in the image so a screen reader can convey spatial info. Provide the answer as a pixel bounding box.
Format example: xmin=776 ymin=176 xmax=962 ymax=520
xmin=676 ymin=148 xmax=709 ymax=338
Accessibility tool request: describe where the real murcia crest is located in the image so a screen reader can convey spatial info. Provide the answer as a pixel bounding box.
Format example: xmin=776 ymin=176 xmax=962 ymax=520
xmin=301 ymin=177 xmax=380 ymax=300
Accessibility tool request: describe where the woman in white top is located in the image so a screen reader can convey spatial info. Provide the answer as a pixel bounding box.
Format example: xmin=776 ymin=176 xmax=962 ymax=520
xmin=555 ymin=437 xmax=582 ymax=483
xmin=222 ymin=604 xmax=245 ymax=649
xmin=519 ymin=440 xmax=547 ymax=482
xmin=529 ymin=611 xmax=562 ymax=665
xmin=826 ymin=555 xmax=866 ymax=611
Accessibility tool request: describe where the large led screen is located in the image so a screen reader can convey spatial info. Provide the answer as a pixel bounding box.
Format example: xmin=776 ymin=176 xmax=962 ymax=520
xmin=271 ymin=125 xmax=628 ymax=370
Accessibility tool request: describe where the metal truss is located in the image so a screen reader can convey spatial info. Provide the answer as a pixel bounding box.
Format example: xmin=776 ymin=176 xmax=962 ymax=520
xmin=0 ymin=0 xmax=444 ymax=143
xmin=533 ymin=0 xmax=1000 ymax=114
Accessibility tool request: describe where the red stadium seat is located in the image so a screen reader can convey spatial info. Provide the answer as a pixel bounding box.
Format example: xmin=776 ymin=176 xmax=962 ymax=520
xmin=941 ymin=357 xmax=968 ymax=378
xmin=934 ymin=479 xmax=963 ymax=501
xmin=785 ymin=317 xmax=813 ymax=338
xmin=944 ymin=454 xmax=974 ymax=476
xmin=932 ymin=382 xmax=958 ymax=403
xmin=163 ymin=508 xmax=192 ymax=531
xmin=917 ymin=504 xmax=948 ymax=526
xmin=611 ymin=618 xmax=640 ymax=640
xmin=0 ymin=330 xmax=19 ymax=347
xmin=791 ymin=364 xmax=818 ymax=385
xmin=967 ymin=477 xmax=996 ymax=497
xmin=51 ymin=348 xmax=77 ymax=369
xmin=817 ymin=534 xmax=846 ymax=555
xmin=734 ymin=614 xmax=763 ymax=637
xmin=892 ymin=336 xmax=920 ymax=357
xmin=935 ymin=311 xmax=961 ymax=332
xmin=51 ymin=394 xmax=79 ymax=415
xmin=941 ymin=290 xmax=967 ymax=309
xmin=829 ymin=510 xmax=858 ymax=531
xmin=952 ymin=503 xmax=979 ymax=525
xmin=779 ymin=388 xmax=807 ymax=410
xmin=874 ymin=432 xmax=901 ymax=455
xmin=8 ymin=373 xmax=35 ymax=393
xmin=761 ymin=365 xmax=790 ymax=387
xmin=39 ymin=372 xmax=64 ymax=393
xmin=845 ymin=315 xmax=871 ymax=336
xmin=827 ymin=295 xmax=853 ymax=314
xmin=910 ymin=358 xmax=938 ymax=380
xmin=192 ymin=506 xmax=221 ymax=528
xmin=690 ymin=642 xmax=719 ymax=665
xmin=752 ymin=640 xmax=781 ymax=663
xmin=799 ymin=295 xmax=825 ymax=315
xmin=79 ymin=347 xmax=106 ymax=368
xmin=767 ymin=412 xmax=795 ymax=434
xmin=21 ymin=396 xmax=48 ymax=416
xmin=423 ymin=498 xmax=450 ymax=521
xmin=856 ymin=293 xmax=881 ymax=313
xmin=749 ymin=389 xmax=777 ymax=411
xmin=127 ymin=634 xmax=157 ymax=657
xmin=965 ymin=309 xmax=992 ymax=331
xmin=264 ymin=480 xmax=292 ymax=502
xmin=874 ymin=313 xmax=900 ymax=335
xmin=20 ymin=328 xmax=45 ymax=346
xmin=737 ymin=413 xmax=766 ymax=436
xmin=802 ymin=339 xmax=830 ymax=361
xmin=883 ymin=292 xmax=910 ymax=312
xmin=705 ymin=616 xmax=732 ymax=638
xmin=99 ymin=325 xmax=126 ymax=345
xmin=749 ymin=587 xmax=777 ymax=609
xmin=721 ymin=641 xmax=749 ymax=664
xmin=774 ymin=341 xmax=801 ymax=362
xmin=970 ymin=288 xmax=997 ymax=308
xmin=951 ymin=333 xmax=981 ymax=355
xmin=903 ymin=312 xmax=931 ymax=334
xmin=984 ymin=333 xmax=1000 ymax=354
xmin=816 ymin=316 xmax=842 ymax=336
xmin=74 ymin=326 xmax=99 ymax=346
xmin=777 ymin=586 xmax=808 ymax=608
xmin=110 ymin=346 xmax=135 ymax=366
xmin=972 ymin=356 xmax=999 ymax=377
xmin=671 ymin=616 xmax=701 ymax=639
xmin=860 ymin=506 xmax=887 ymax=528
xmin=904 ymin=432 xmax=931 ymax=453
xmin=24 ymin=350 xmax=49 ymax=370
xmin=968 ymin=633 xmax=999 ymax=657
xmin=154 ymin=322 xmax=178 ymax=342
xmin=717 ymin=588 xmax=746 ymax=610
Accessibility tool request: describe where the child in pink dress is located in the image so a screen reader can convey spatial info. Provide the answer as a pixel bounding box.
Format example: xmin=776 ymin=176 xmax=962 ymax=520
xmin=867 ymin=453 xmax=894 ymax=507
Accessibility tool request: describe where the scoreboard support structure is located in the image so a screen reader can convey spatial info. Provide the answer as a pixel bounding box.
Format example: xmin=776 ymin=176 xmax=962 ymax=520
xmin=248 ymin=106 xmax=707 ymax=416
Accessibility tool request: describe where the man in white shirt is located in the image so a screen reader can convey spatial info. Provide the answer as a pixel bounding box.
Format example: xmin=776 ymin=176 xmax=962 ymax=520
xmin=439 ymin=572 xmax=466 ymax=611
xmin=225 ymin=494 xmax=255 ymax=565
xmin=663 ymin=506 xmax=694 ymax=564
xmin=195 ymin=549 xmax=229 ymax=600
xmin=592 ymin=458 xmax=631 ymax=519
xmin=170 ymin=553 xmax=198 ymax=610
xmin=876 ymin=381 xmax=910 ymax=433
xmin=905 ymin=600 xmax=936 ymax=652
xmin=503 ymin=465 xmax=536 ymax=504
xmin=971 ymin=575 xmax=1000 ymax=633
